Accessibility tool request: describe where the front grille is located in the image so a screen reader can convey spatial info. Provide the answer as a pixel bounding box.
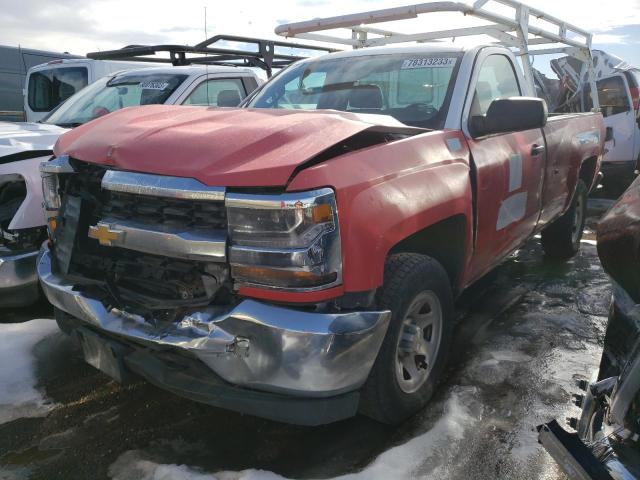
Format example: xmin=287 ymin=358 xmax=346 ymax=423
xmin=103 ymin=191 xmax=227 ymax=230
xmin=54 ymin=161 xmax=230 ymax=313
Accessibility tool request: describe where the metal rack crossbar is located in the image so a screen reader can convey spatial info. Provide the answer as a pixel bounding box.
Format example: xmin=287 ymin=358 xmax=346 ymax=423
xmin=275 ymin=0 xmax=598 ymax=106
xmin=87 ymin=35 xmax=336 ymax=77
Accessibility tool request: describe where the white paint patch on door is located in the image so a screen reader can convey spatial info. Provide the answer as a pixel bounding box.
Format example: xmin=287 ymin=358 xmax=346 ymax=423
xmin=508 ymin=153 xmax=523 ymax=192
xmin=497 ymin=192 xmax=527 ymax=230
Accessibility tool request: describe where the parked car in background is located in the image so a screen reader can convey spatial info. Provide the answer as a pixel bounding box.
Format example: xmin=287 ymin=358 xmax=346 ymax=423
xmin=0 ymin=64 xmax=260 ymax=308
xmin=39 ymin=3 xmax=605 ymax=426
xmin=0 ymin=45 xmax=80 ymax=122
xmin=539 ymin=175 xmax=640 ymax=479
xmin=0 ymin=121 xmax=67 ymax=308
xmin=25 ymin=59 xmax=154 ymax=122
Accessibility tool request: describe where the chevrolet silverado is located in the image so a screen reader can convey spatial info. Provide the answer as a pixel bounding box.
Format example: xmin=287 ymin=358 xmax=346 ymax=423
xmin=37 ymin=3 xmax=606 ymax=425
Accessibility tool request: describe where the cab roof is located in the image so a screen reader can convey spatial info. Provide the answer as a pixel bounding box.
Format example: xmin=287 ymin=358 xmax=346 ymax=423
xmin=108 ymin=64 xmax=256 ymax=78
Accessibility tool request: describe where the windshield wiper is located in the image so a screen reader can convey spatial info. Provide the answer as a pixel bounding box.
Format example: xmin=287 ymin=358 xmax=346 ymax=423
xmin=53 ymin=122 xmax=84 ymax=128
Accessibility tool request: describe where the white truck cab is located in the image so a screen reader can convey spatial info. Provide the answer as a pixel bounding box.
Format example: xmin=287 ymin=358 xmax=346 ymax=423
xmin=550 ymin=50 xmax=640 ymax=193
xmin=42 ymin=65 xmax=260 ymax=128
xmin=595 ymin=67 xmax=640 ymax=192
xmin=24 ymin=59 xmax=152 ymax=122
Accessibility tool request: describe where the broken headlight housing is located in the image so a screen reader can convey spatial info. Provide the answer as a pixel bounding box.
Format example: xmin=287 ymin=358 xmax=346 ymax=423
xmin=41 ymin=171 xmax=61 ymax=211
xmin=226 ymin=188 xmax=342 ymax=290
xmin=40 ymin=155 xmax=75 ymax=234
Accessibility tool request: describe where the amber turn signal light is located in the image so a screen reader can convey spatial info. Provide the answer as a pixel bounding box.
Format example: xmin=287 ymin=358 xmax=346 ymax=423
xmin=312 ymin=204 xmax=333 ymax=223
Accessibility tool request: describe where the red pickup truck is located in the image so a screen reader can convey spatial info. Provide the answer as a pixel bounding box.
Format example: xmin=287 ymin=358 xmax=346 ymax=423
xmin=38 ymin=20 xmax=605 ymax=425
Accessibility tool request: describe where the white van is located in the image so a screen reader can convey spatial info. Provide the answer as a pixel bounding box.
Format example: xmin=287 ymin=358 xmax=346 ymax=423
xmin=0 ymin=45 xmax=80 ymax=122
xmin=24 ymin=59 xmax=151 ymax=122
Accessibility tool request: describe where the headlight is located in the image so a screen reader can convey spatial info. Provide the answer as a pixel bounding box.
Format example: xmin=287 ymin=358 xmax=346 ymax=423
xmin=226 ymin=188 xmax=341 ymax=291
xmin=41 ymin=172 xmax=61 ymax=211
xmin=40 ymin=155 xmax=74 ymax=234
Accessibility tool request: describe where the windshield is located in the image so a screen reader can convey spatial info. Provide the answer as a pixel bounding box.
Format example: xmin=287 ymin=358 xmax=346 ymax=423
xmin=247 ymin=53 xmax=462 ymax=128
xmin=43 ymin=71 xmax=188 ymax=127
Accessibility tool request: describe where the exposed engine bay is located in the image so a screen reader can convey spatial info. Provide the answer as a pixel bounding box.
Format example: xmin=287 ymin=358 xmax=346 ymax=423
xmin=53 ymin=161 xmax=232 ymax=321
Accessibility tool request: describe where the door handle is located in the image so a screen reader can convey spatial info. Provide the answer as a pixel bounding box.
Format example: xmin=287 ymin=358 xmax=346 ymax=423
xmin=531 ymin=144 xmax=546 ymax=156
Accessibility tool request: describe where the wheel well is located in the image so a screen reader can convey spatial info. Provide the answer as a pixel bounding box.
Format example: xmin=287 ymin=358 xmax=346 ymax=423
xmin=388 ymin=215 xmax=467 ymax=290
xmin=0 ymin=174 xmax=26 ymax=230
xmin=579 ymin=156 xmax=598 ymax=188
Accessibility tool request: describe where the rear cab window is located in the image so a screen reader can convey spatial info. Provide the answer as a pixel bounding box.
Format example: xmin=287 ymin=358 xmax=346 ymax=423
xmin=182 ymin=78 xmax=247 ymax=106
xmin=27 ymin=67 xmax=88 ymax=112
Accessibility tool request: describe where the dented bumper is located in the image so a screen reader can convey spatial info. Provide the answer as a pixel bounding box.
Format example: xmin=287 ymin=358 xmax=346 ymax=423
xmin=38 ymin=246 xmax=390 ymax=406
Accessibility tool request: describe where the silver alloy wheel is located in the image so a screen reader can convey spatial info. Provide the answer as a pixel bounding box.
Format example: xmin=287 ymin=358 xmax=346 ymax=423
xmin=571 ymin=192 xmax=584 ymax=245
xmin=395 ymin=291 xmax=443 ymax=394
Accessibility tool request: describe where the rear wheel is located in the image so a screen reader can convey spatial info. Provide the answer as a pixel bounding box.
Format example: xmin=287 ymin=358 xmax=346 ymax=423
xmin=361 ymin=253 xmax=454 ymax=425
xmin=541 ymin=179 xmax=587 ymax=259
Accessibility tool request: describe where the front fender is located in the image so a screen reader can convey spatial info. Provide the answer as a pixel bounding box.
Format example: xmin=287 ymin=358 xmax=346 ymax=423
xmin=288 ymin=130 xmax=473 ymax=292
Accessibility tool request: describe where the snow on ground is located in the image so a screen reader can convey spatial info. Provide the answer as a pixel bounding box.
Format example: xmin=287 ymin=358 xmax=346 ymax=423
xmin=0 ymin=319 xmax=59 ymax=424
xmin=109 ymin=387 xmax=482 ymax=480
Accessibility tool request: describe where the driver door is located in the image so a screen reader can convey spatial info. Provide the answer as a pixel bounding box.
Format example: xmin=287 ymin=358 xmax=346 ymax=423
xmin=465 ymin=51 xmax=546 ymax=281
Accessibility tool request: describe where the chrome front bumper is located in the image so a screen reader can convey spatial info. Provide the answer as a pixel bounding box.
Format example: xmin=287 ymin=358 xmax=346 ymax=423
xmin=38 ymin=246 xmax=391 ymax=397
xmin=0 ymin=249 xmax=39 ymax=307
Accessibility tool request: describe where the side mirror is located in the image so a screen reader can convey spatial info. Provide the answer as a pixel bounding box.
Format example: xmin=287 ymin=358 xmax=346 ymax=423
xmin=470 ymin=97 xmax=548 ymax=138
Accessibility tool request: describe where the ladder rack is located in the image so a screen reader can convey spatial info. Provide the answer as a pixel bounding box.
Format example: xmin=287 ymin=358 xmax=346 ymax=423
xmin=87 ymin=35 xmax=336 ymax=77
xmin=275 ymin=0 xmax=598 ymax=107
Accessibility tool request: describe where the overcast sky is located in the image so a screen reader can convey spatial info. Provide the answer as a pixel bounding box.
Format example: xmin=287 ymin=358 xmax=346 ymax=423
xmin=1 ymin=0 xmax=639 ymax=66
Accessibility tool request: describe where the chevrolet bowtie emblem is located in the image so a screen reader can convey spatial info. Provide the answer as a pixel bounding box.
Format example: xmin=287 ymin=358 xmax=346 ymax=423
xmin=88 ymin=223 xmax=123 ymax=246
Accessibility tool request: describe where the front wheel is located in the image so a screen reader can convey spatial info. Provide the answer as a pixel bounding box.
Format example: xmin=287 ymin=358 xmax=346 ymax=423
xmin=541 ymin=179 xmax=588 ymax=259
xmin=360 ymin=253 xmax=454 ymax=425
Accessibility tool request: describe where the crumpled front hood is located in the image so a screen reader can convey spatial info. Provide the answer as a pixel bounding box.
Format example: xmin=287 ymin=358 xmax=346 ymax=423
xmin=0 ymin=122 xmax=68 ymax=159
xmin=54 ymin=105 xmax=419 ymax=187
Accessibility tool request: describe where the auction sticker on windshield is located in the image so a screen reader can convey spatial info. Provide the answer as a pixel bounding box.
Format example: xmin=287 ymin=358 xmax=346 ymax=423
xmin=401 ymin=58 xmax=457 ymax=69
xmin=139 ymin=81 xmax=170 ymax=90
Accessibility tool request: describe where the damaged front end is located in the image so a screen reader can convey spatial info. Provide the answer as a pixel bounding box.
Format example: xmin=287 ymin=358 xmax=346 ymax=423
xmin=0 ymin=170 xmax=48 ymax=307
xmin=39 ymin=155 xmax=391 ymax=425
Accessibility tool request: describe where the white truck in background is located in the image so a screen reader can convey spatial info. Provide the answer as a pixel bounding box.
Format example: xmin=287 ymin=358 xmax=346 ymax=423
xmin=589 ymin=52 xmax=640 ymax=194
xmin=540 ymin=50 xmax=640 ymax=194
xmin=24 ymin=59 xmax=153 ymax=122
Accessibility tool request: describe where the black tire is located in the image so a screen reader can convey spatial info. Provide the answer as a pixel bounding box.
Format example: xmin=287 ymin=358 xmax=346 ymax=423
xmin=360 ymin=253 xmax=454 ymax=425
xmin=541 ymin=179 xmax=588 ymax=259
